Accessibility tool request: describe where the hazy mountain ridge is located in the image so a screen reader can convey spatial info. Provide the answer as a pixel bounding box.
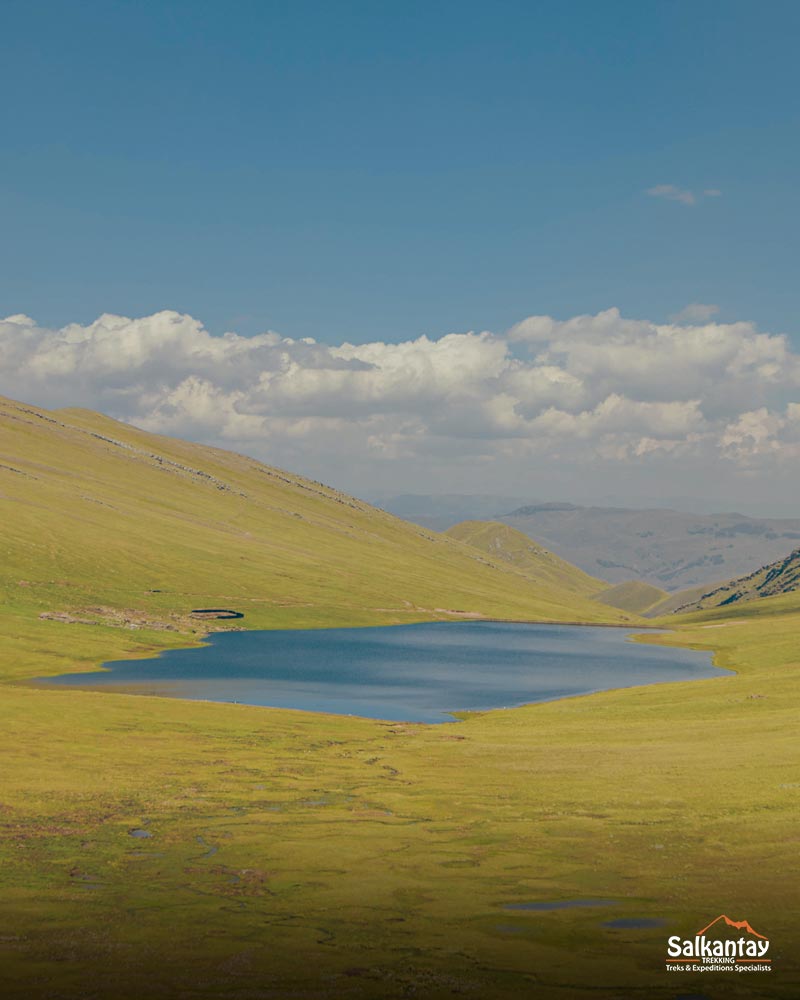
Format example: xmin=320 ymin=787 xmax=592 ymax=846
xmin=371 ymin=494 xmax=533 ymax=532
xmin=498 ymin=504 xmax=800 ymax=591
xmin=379 ymin=496 xmax=800 ymax=591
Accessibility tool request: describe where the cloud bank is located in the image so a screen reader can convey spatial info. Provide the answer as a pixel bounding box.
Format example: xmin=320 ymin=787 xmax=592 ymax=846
xmin=1 ymin=308 xmax=798 ymax=497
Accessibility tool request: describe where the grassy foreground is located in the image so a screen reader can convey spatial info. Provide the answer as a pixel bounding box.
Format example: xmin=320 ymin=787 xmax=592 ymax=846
xmin=1 ymin=397 xmax=798 ymax=998
xmin=1 ymin=595 xmax=798 ymax=999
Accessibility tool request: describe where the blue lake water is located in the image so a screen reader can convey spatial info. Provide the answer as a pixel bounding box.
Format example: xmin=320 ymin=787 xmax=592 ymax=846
xmin=43 ymin=621 xmax=726 ymax=723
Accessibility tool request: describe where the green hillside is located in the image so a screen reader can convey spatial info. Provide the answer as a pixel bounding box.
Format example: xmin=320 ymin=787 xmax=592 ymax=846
xmin=673 ymin=546 xmax=800 ymax=614
xmin=0 ymin=396 xmax=630 ymax=684
xmin=593 ymin=579 xmax=668 ymax=614
xmin=644 ymin=581 xmax=723 ymax=617
xmin=444 ymin=522 xmax=676 ymax=618
xmin=444 ymin=520 xmax=605 ymax=597
xmin=663 ymin=585 xmax=800 ymax=626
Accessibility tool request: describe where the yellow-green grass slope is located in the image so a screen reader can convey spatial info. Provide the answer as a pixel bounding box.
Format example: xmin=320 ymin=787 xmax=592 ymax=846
xmin=445 ymin=520 xmax=605 ymax=597
xmin=594 ymin=579 xmax=669 ymax=614
xmin=445 ymin=521 xmax=685 ymax=619
xmin=1 ymin=591 xmax=799 ymax=998
xmin=0 ymin=395 xmax=634 ymax=684
xmin=2 ymin=397 xmax=799 ymax=999
xmin=645 ymin=580 xmax=722 ymax=617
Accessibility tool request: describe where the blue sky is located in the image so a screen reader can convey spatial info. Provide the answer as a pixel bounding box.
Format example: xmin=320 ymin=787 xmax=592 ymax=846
xmin=2 ymin=0 xmax=800 ymax=346
xmin=3 ymin=2 xmax=800 ymax=511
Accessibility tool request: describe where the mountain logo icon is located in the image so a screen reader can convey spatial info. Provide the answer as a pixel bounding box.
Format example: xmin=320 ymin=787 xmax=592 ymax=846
xmin=696 ymin=914 xmax=767 ymax=940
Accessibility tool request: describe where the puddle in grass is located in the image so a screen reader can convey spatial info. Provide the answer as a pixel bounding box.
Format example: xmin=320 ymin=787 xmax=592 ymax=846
xmin=196 ymin=836 xmax=218 ymax=857
xmin=72 ymin=874 xmax=105 ymax=891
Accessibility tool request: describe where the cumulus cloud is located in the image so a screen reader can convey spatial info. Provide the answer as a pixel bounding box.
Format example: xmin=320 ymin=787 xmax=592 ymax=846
xmin=1 ymin=307 xmax=798 ymax=494
xmin=507 ymin=307 xmax=797 ymax=416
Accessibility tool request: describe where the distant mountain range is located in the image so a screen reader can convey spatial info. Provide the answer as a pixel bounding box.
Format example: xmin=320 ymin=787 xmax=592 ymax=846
xmin=442 ymin=522 xmax=800 ymax=619
xmin=441 ymin=521 xmax=685 ymax=618
xmin=499 ymin=504 xmax=800 ymax=592
xmin=379 ymin=495 xmax=800 ymax=592
xmin=372 ymin=494 xmax=532 ymax=528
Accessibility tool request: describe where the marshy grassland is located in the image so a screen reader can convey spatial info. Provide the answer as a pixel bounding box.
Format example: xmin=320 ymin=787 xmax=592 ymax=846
xmin=1 ymin=397 xmax=798 ymax=998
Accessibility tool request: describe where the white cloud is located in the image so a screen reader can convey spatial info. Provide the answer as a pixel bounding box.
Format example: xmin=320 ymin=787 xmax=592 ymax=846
xmin=721 ymin=408 xmax=787 ymax=460
xmin=647 ymin=184 xmax=696 ymax=205
xmin=646 ymin=185 xmax=722 ymax=206
xmin=1 ymin=307 xmax=798 ymax=495
xmin=531 ymin=395 xmax=704 ymax=441
xmin=508 ymin=307 xmax=798 ymax=416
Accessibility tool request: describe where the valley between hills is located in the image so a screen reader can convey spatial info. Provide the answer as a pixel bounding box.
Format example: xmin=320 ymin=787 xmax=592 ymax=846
xmin=382 ymin=493 xmax=800 ymax=593
xmin=1 ymin=394 xmax=799 ymax=999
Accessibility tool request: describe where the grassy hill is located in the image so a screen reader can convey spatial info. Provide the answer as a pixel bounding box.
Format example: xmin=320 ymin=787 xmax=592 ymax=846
xmin=593 ymin=579 xmax=668 ymax=614
xmin=443 ymin=522 xmax=685 ymax=618
xmin=444 ymin=520 xmax=605 ymax=597
xmin=643 ymin=580 xmax=721 ymax=617
xmin=670 ymin=546 xmax=800 ymax=614
xmin=0 ymin=396 xmax=631 ymax=684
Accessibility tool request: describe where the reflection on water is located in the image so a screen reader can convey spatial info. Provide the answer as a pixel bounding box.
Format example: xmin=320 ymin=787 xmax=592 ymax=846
xmin=44 ymin=620 xmax=726 ymax=724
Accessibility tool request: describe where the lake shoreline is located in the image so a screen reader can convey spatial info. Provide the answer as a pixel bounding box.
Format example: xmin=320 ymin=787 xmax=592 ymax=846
xmin=478 ymin=617 xmax=665 ymax=629
xmin=40 ymin=619 xmax=724 ymax=724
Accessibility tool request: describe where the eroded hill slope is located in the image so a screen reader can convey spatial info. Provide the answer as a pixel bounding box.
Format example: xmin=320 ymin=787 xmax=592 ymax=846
xmin=673 ymin=547 xmax=800 ymax=614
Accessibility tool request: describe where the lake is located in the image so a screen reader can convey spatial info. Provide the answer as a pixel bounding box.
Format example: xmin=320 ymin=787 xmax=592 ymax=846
xmin=43 ymin=621 xmax=726 ymax=723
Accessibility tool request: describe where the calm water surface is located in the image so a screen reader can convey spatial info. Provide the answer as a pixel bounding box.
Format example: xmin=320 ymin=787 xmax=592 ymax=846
xmin=44 ymin=621 xmax=726 ymax=723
